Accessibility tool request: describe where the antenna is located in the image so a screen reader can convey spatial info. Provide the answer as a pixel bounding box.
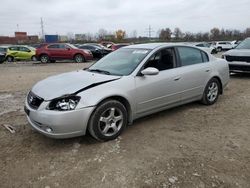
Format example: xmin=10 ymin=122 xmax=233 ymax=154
xmin=40 ymin=17 xmax=45 ymax=40
xmin=17 ymin=24 xmax=19 ymax=31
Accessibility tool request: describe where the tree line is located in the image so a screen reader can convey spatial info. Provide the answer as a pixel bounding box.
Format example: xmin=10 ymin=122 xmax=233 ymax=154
xmin=158 ymin=27 xmax=250 ymax=42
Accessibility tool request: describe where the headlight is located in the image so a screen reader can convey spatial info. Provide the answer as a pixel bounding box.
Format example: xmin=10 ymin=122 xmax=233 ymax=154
xmin=47 ymin=96 xmax=81 ymax=111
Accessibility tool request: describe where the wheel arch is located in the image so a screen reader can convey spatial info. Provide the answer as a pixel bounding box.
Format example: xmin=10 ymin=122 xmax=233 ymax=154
xmin=6 ymin=55 xmax=14 ymax=60
xmin=39 ymin=53 xmax=49 ymax=60
xmin=92 ymin=95 xmax=133 ymax=125
xmin=74 ymin=53 xmax=85 ymax=61
xmin=211 ymin=76 xmax=223 ymax=94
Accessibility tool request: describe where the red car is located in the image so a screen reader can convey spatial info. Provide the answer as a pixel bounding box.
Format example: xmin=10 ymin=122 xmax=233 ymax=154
xmin=36 ymin=43 xmax=93 ymax=63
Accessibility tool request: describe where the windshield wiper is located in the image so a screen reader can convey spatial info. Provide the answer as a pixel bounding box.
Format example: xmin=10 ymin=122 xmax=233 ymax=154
xmin=88 ymin=69 xmax=111 ymax=75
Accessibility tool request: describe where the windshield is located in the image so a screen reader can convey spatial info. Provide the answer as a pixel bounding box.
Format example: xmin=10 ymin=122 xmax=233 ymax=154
xmin=236 ymin=38 xmax=250 ymax=49
xmin=88 ymin=48 xmax=150 ymax=76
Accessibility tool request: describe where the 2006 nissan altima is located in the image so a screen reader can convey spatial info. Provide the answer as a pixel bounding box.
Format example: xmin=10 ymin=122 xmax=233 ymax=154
xmin=24 ymin=43 xmax=229 ymax=141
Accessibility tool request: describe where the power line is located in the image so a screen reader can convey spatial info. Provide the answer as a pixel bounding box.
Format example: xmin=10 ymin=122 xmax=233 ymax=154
xmin=40 ymin=17 xmax=45 ymax=40
xmin=145 ymin=25 xmax=154 ymax=40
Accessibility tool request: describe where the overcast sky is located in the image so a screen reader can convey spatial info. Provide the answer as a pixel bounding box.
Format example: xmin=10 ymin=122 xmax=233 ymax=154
xmin=0 ymin=0 xmax=250 ymax=37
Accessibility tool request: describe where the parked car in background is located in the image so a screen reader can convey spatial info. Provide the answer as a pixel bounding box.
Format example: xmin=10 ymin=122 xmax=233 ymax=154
xmin=111 ymin=43 xmax=130 ymax=51
xmin=223 ymin=38 xmax=250 ymax=73
xmin=100 ymin=41 xmax=115 ymax=48
xmin=231 ymin=40 xmax=241 ymax=48
xmin=0 ymin=46 xmax=8 ymax=63
xmin=215 ymin=41 xmax=234 ymax=51
xmin=0 ymin=46 xmax=8 ymax=54
xmin=85 ymin=43 xmax=112 ymax=52
xmin=6 ymin=45 xmax=36 ymax=62
xmin=194 ymin=42 xmax=217 ymax=54
xmin=25 ymin=43 xmax=229 ymax=141
xmin=36 ymin=43 xmax=93 ymax=63
xmin=79 ymin=44 xmax=111 ymax=58
xmin=0 ymin=53 xmax=6 ymax=63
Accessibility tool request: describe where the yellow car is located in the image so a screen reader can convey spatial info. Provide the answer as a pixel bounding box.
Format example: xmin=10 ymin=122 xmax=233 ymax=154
xmin=6 ymin=45 xmax=36 ymax=62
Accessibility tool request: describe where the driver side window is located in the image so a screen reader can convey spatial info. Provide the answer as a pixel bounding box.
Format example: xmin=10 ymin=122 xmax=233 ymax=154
xmin=144 ymin=48 xmax=176 ymax=71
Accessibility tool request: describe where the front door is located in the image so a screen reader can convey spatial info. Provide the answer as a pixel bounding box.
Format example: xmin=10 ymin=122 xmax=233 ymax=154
xmin=135 ymin=48 xmax=182 ymax=115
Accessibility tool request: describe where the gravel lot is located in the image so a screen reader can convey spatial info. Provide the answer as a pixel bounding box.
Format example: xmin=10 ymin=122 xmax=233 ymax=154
xmin=0 ymin=53 xmax=250 ymax=188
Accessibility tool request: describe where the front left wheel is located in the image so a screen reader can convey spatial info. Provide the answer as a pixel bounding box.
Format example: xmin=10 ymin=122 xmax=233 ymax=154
xmin=88 ymin=100 xmax=128 ymax=141
xmin=6 ymin=56 xmax=14 ymax=62
xmin=74 ymin=54 xmax=85 ymax=63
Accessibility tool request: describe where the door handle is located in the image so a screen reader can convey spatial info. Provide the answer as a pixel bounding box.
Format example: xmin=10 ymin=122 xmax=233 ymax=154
xmin=174 ymin=77 xmax=181 ymax=81
xmin=205 ymin=69 xmax=211 ymax=72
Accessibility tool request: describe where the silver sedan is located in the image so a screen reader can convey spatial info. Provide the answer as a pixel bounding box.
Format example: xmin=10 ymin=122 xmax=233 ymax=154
xmin=24 ymin=43 xmax=229 ymax=141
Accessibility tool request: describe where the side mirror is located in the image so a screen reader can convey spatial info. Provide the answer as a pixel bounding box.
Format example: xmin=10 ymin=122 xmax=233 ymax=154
xmin=141 ymin=67 xmax=159 ymax=76
xmin=67 ymin=48 xmax=71 ymax=51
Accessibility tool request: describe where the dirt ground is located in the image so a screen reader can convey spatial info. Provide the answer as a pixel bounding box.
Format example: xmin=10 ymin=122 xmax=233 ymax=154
xmin=0 ymin=56 xmax=250 ymax=188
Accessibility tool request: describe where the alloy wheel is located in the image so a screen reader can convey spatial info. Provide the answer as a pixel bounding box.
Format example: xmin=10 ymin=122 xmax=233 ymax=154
xmin=207 ymin=82 xmax=218 ymax=102
xmin=98 ymin=107 xmax=123 ymax=137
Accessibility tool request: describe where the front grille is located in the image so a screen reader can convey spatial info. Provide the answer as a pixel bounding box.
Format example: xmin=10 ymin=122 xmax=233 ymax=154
xmin=229 ymin=64 xmax=250 ymax=72
xmin=27 ymin=91 xmax=44 ymax=110
xmin=225 ymin=55 xmax=250 ymax=62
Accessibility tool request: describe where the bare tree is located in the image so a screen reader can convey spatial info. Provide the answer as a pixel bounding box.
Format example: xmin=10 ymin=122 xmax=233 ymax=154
xmin=159 ymin=28 xmax=172 ymax=41
xmin=98 ymin=28 xmax=108 ymax=40
xmin=210 ymin=28 xmax=220 ymax=40
xmin=173 ymin=27 xmax=183 ymax=40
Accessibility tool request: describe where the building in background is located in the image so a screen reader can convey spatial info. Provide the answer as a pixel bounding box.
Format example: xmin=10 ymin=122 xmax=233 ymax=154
xmin=0 ymin=32 xmax=39 ymax=44
xmin=59 ymin=35 xmax=68 ymax=42
xmin=45 ymin=35 xmax=59 ymax=43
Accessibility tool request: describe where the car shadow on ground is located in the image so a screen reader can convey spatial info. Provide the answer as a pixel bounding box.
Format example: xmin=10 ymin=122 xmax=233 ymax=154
xmin=29 ymin=101 xmax=202 ymax=146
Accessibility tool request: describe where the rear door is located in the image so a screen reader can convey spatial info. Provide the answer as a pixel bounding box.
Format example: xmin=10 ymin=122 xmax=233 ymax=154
xmin=8 ymin=46 xmax=19 ymax=59
xmin=176 ymin=46 xmax=211 ymax=101
xmin=47 ymin=44 xmax=60 ymax=58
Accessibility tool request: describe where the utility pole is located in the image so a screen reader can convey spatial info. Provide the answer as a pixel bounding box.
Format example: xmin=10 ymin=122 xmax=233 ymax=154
xmin=145 ymin=25 xmax=154 ymax=40
xmin=40 ymin=17 xmax=45 ymax=41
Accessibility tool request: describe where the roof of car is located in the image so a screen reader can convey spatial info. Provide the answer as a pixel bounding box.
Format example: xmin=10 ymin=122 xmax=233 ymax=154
xmin=123 ymin=43 xmax=188 ymax=50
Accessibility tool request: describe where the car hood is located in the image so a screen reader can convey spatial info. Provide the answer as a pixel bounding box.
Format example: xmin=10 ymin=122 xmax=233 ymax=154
xmin=32 ymin=70 xmax=121 ymax=100
xmin=224 ymin=49 xmax=250 ymax=57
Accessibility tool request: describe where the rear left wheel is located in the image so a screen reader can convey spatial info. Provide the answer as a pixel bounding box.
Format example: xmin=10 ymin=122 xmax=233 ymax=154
xmin=40 ymin=55 xmax=49 ymax=63
xmin=88 ymin=100 xmax=127 ymax=141
xmin=31 ymin=56 xmax=37 ymax=61
xmin=201 ymin=78 xmax=220 ymax=105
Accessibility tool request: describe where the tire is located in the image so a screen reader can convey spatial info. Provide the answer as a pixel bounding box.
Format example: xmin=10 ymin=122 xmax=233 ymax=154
xmin=31 ymin=56 xmax=37 ymax=61
xmin=201 ymin=78 xmax=220 ymax=105
xmin=74 ymin=54 xmax=84 ymax=63
xmin=6 ymin=56 xmax=14 ymax=62
xmin=217 ymin=47 xmax=222 ymax=52
xmin=40 ymin=54 xmax=49 ymax=63
xmin=88 ymin=100 xmax=128 ymax=141
xmin=211 ymin=49 xmax=217 ymax=54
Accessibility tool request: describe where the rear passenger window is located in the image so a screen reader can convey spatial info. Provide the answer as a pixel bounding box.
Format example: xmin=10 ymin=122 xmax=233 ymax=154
xmin=178 ymin=47 xmax=204 ymax=66
xmin=9 ymin=47 xmax=18 ymax=51
xmin=201 ymin=51 xmax=209 ymax=62
xmin=48 ymin=44 xmax=59 ymax=49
